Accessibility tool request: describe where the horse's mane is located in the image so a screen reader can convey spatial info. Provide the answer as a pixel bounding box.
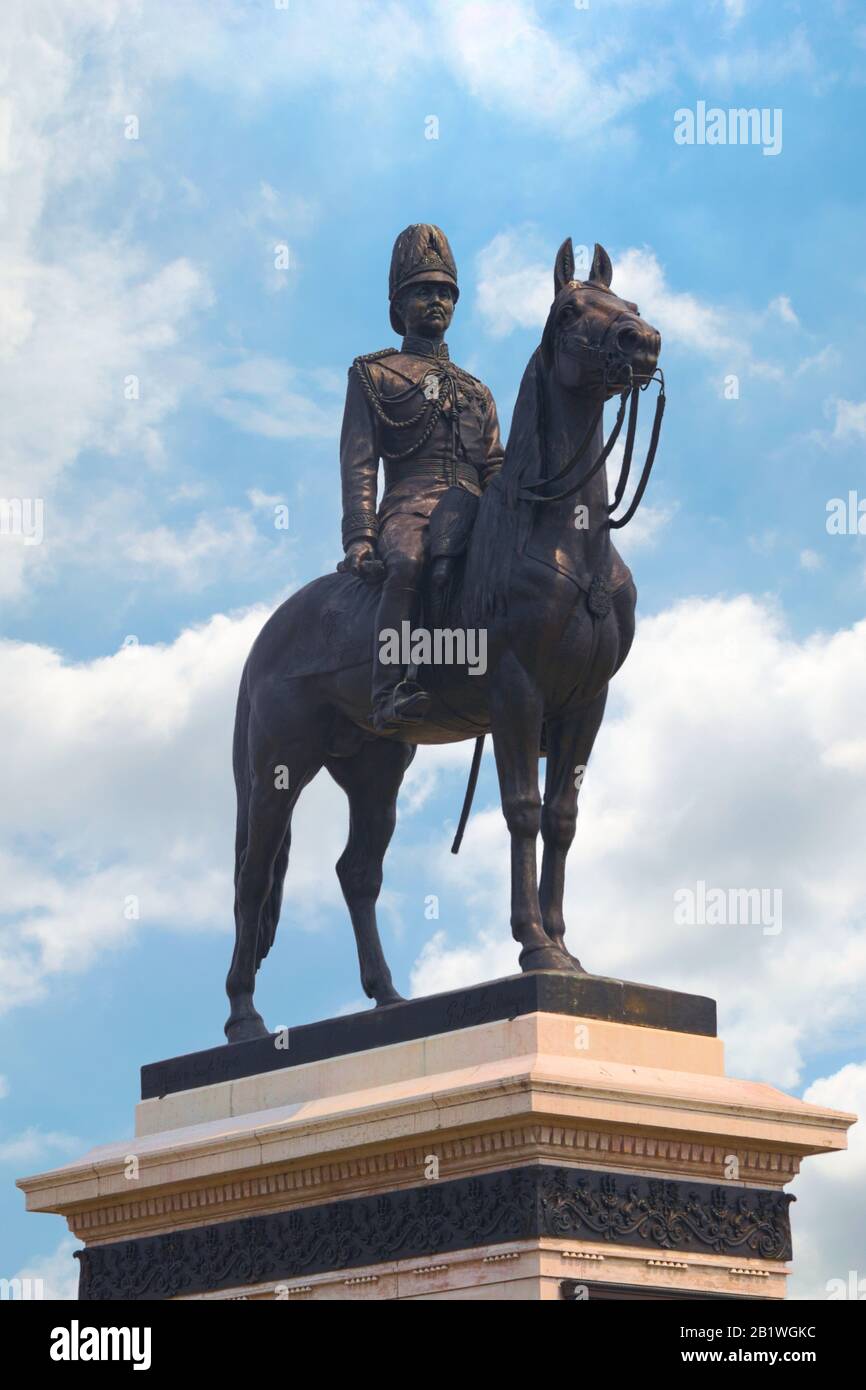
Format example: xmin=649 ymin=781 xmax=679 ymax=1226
xmin=462 ymin=348 xmax=545 ymax=626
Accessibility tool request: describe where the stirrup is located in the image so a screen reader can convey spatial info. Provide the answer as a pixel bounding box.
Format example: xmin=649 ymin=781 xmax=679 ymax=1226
xmin=372 ymin=680 xmax=431 ymax=731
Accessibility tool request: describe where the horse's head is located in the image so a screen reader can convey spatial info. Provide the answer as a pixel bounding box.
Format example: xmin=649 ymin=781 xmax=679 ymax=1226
xmin=541 ymin=238 xmax=661 ymax=400
xmin=465 ymin=236 xmax=666 ymax=620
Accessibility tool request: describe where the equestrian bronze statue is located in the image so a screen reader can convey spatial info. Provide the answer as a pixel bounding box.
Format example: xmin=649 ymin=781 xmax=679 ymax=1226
xmin=225 ymin=225 xmax=664 ymax=1043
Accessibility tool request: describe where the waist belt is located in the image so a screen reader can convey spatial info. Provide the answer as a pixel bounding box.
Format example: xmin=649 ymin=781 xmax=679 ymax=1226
xmin=383 ymin=458 xmax=480 ymax=490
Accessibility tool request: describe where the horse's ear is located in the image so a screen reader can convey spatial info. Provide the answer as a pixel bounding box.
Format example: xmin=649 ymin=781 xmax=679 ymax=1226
xmin=553 ymin=237 xmax=576 ymax=295
xmin=588 ymin=242 xmax=613 ymax=288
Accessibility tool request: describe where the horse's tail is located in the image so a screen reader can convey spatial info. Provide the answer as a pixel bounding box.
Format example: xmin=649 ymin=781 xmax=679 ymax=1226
xmin=232 ymin=665 xmax=252 ymax=899
xmin=258 ymin=824 xmax=290 ymax=971
xmin=232 ymin=665 xmax=290 ymax=972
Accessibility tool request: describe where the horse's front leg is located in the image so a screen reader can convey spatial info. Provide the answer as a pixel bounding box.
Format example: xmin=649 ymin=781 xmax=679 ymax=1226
xmin=539 ymin=687 xmax=608 ymax=970
xmin=489 ymin=652 xmax=574 ymax=973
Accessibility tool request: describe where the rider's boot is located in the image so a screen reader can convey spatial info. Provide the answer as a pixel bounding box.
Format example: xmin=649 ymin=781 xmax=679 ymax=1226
xmin=371 ymin=581 xmax=431 ymax=732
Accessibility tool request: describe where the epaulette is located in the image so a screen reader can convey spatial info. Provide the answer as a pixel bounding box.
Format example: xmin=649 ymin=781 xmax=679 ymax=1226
xmin=452 ymin=362 xmax=485 ymax=388
xmin=350 ymin=348 xmax=399 ymax=372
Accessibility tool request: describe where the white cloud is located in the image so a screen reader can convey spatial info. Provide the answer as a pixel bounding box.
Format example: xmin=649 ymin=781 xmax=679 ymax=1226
xmin=831 ymin=399 xmax=866 ymax=441
xmin=120 ymin=511 xmax=261 ymax=591
xmin=602 ymin=432 xmax=678 ymax=550
xmin=794 ymin=345 xmax=839 ymax=378
xmin=3 ymin=1 xmax=782 ymax=611
xmin=85 ymin=0 xmax=666 ymax=136
xmin=10 ymin=1235 xmax=81 ymax=1301
xmin=1 ymin=0 xmax=822 ymax=611
xmin=0 ymin=594 xmax=492 ymax=1018
xmin=615 ymin=247 xmax=754 ymax=362
xmin=768 ymin=294 xmax=799 ymax=327
xmin=476 ymin=230 xmax=551 ymax=339
xmin=2 ymin=488 xmax=296 ymax=603
xmin=613 ymin=502 xmax=677 ymax=551
xmin=0 ymin=3 xmax=345 ymax=606
xmin=443 ymin=0 xmax=666 ymax=133
xmin=788 ymin=1062 xmax=866 ymax=1300
xmin=248 ymin=489 xmax=286 ymax=511
xmin=475 ymin=232 xmax=786 ymax=380
xmin=0 ymin=2 xmax=219 ymax=601
xmin=799 ymin=549 xmax=822 ymax=571
xmin=692 ymin=24 xmax=816 ymax=86
xmin=0 ymin=1127 xmax=81 ymax=1165
xmin=239 ymin=181 xmax=319 ymax=296
xmin=408 ymin=594 xmax=866 ymax=1090
xmin=0 ymin=603 xmax=350 ymax=1014
xmin=720 ymin=0 xmax=747 ymax=25
xmin=0 ymin=250 xmax=213 ymax=598
xmin=748 ymin=528 xmax=778 ymax=556
xmin=208 ymin=357 xmax=341 ymax=442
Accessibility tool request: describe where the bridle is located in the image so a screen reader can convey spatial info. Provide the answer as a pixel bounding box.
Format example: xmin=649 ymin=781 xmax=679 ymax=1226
xmin=451 ymin=304 xmax=667 ymax=859
xmin=516 ymin=318 xmax=666 ymax=529
xmin=452 ymin=299 xmax=667 ymax=860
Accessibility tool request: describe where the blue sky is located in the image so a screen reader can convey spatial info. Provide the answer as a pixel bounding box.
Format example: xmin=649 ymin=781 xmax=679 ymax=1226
xmin=1 ymin=0 xmax=865 ymax=1299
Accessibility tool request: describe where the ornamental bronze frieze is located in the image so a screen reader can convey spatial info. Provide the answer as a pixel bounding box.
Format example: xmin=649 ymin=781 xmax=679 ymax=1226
xmin=76 ymin=1164 xmax=792 ymax=1301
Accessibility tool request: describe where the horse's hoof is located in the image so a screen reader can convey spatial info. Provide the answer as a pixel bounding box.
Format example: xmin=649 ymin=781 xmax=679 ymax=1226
xmin=519 ymin=944 xmax=581 ymax=974
xmin=369 ymin=981 xmax=406 ymax=1007
xmin=224 ymin=1013 xmax=269 ymax=1044
xmin=549 ymin=938 xmax=589 ymax=974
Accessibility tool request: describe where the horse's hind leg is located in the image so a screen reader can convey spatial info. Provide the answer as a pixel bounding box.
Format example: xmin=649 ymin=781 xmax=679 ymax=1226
xmin=226 ymin=721 xmax=321 ymax=1043
xmin=539 ymin=687 xmax=608 ymax=970
xmin=326 ymin=738 xmax=415 ymax=1005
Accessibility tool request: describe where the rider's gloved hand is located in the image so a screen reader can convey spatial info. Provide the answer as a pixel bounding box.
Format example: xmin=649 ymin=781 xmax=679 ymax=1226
xmin=337 ymin=540 xmax=385 ymax=581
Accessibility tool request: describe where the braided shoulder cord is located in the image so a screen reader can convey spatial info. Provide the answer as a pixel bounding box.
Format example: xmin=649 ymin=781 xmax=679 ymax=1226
xmin=353 ymin=355 xmax=457 ymax=461
xmin=355 ymin=358 xmax=431 ymax=430
xmin=380 ymin=387 xmax=446 ymax=459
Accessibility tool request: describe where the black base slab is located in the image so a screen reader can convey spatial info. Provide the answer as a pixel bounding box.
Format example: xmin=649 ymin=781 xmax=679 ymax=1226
xmin=141 ymin=972 xmax=716 ymax=1101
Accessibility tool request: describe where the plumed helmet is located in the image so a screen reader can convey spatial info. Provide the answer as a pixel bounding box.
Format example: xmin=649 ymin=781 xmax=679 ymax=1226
xmin=388 ymin=224 xmax=459 ymax=334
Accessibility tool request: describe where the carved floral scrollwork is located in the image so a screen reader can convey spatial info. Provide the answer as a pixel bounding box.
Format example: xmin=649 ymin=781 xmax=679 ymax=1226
xmin=75 ymin=1164 xmax=793 ymax=1300
xmin=537 ymin=1169 xmax=792 ymax=1260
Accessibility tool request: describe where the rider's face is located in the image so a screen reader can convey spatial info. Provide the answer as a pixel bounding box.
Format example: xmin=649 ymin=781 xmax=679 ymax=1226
xmin=400 ymin=281 xmax=455 ymax=339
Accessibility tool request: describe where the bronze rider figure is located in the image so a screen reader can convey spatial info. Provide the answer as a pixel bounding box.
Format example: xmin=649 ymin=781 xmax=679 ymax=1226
xmin=338 ymin=224 xmax=504 ymax=731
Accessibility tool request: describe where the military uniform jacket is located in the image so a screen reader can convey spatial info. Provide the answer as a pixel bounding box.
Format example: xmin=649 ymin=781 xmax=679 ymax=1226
xmin=340 ymin=335 xmax=505 ymax=549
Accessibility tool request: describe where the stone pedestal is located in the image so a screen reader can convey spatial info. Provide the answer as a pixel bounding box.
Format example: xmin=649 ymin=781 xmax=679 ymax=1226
xmin=17 ymin=974 xmax=855 ymax=1301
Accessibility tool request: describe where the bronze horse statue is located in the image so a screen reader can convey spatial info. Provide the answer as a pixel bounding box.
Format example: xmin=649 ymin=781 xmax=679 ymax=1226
xmin=225 ymin=238 xmax=663 ymax=1042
